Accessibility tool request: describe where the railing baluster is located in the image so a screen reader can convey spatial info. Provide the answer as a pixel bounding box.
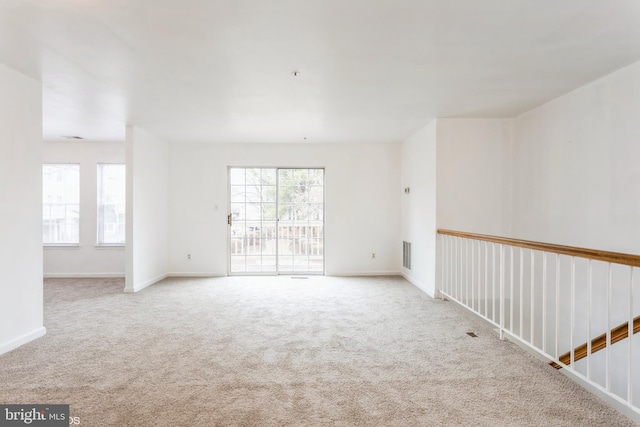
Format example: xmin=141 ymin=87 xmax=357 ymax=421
xmin=472 ymin=239 xmax=475 ymax=311
xmin=446 ymin=236 xmax=450 ymax=297
xmin=447 ymin=235 xmax=451 ymax=298
xmin=478 ymin=240 xmax=482 ymax=314
xmin=476 ymin=240 xmax=480 ymax=312
xmin=460 ymin=237 xmax=464 ymax=301
xmin=454 ymin=237 xmax=457 ymax=300
xmin=587 ymin=260 xmax=592 ymax=380
xmin=520 ymin=248 xmax=524 ymax=337
xmin=628 ymin=266 xmax=634 ymax=405
xmin=492 ymin=243 xmax=496 ymax=323
xmin=570 ymin=256 xmax=575 ymax=370
xmin=445 ymin=237 xmax=448 ymax=296
xmin=607 ymin=262 xmax=612 ymax=392
xmin=462 ymin=238 xmax=466 ymax=303
xmin=458 ymin=237 xmax=462 ymax=301
xmin=530 ymin=250 xmax=535 ymax=346
xmin=464 ymin=239 xmax=470 ymax=307
xmin=460 ymin=237 xmax=463 ymax=301
xmin=500 ymin=244 xmax=505 ymax=340
xmin=449 ymin=236 xmax=453 ymax=297
xmin=441 ymin=235 xmax=446 ymax=299
xmin=542 ymin=252 xmax=547 ymax=354
xmin=451 ymin=235 xmax=454 ymax=297
xmin=510 ymin=246 xmax=514 ymax=333
xmin=555 ymin=253 xmax=560 ymax=361
xmin=485 ymin=241 xmax=489 ymax=317
xmin=459 ymin=237 xmax=462 ymax=302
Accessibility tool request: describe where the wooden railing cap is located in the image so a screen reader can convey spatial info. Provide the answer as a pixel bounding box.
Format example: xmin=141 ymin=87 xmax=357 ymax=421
xmin=437 ymin=229 xmax=640 ymax=267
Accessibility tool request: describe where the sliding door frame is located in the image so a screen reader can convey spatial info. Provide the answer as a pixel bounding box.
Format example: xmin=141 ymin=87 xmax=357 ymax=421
xmin=227 ymin=166 xmax=325 ymax=276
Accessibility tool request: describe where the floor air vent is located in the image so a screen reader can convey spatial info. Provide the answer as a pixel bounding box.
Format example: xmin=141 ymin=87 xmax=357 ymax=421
xmin=403 ymin=241 xmax=411 ymax=270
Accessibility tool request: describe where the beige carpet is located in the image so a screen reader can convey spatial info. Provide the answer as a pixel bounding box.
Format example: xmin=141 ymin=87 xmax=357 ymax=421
xmin=0 ymin=276 xmax=635 ymax=426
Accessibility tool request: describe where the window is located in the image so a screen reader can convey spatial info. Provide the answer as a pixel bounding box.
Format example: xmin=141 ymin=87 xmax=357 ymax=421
xmin=43 ymin=164 xmax=80 ymax=244
xmin=97 ymin=164 xmax=126 ymax=244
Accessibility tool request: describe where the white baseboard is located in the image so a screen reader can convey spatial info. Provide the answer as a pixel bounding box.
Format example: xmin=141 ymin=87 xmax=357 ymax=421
xmin=0 ymin=327 xmax=46 ymax=356
xmin=167 ymin=272 xmax=226 ymax=278
xmin=44 ymin=273 xmax=125 ymax=279
xmin=327 ymin=271 xmax=401 ymax=277
xmin=124 ymin=273 xmax=168 ymax=293
xmin=401 ymin=271 xmax=437 ymax=298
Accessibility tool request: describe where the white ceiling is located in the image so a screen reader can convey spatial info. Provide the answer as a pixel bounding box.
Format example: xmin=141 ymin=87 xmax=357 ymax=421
xmin=1 ymin=0 xmax=640 ymax=144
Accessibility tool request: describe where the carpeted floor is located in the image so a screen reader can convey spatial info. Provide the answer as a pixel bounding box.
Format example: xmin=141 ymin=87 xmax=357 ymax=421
xmin=0 ymin=276 xmax=636 ymax=426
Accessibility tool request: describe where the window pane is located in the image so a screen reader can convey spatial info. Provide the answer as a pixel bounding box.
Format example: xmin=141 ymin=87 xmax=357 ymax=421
xmin=262 ymin=203 xmax=277 ymax=221
xmin=43 ymin=164 xmax=80 ymax=244
xmin=262 ymin=169 xmax=276 ymax=186
xmin=262 ymin=186 xmax=276 ymax=202
xmin=229 ymin=168 xmax=245 ymax=185
xmin=245 ymin=169 xmax=262 ymax=185
xmin=246 ymin=203 xmax=262 ymax=220
xmin=230 ymin=203 xmax=245 ymax=221
xmin=230 ymin=186 xmax=245 ymax=203
xmin=97 ymin=164 xmax=126 ymax=244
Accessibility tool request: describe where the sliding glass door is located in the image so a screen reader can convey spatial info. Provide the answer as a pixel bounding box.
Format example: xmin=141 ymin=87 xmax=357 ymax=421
xmin=228 ymin=168 xmax=324 ymax=275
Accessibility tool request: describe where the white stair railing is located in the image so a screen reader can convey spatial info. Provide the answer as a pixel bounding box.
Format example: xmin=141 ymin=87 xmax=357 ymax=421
xmin=438 ymin=229 xmax=640 ymax=422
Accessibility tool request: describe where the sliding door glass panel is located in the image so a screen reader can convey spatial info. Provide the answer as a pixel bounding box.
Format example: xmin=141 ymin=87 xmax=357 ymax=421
xmin=229 ymin=168 xmax=278 ymax=274
xmin=277 ymin=168 xmax=324 ymax=274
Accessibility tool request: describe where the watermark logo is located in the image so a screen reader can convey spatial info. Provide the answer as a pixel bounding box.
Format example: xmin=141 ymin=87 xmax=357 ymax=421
xmin=0 ymin=405 xmax=69 ymax=426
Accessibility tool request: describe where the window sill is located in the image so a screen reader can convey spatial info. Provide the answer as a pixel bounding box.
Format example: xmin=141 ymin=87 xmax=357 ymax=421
xmin=43 ymin=244 xmax=80 ymax=249
xmin=95 ymin=244 xmax=125 ymax=249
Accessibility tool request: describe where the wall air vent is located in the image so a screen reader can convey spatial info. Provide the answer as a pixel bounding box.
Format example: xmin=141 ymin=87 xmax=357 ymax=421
xmin=403 ymin=241 xmax=411 ymax=270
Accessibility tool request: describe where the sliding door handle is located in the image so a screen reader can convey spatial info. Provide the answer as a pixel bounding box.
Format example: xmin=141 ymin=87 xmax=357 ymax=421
xmin=227 ymin=214 xmax=232 ymax=226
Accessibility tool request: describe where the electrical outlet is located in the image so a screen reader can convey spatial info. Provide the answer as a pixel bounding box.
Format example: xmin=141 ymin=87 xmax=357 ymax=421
xmin=187 ymin=254 xmax=191 ymax=260
xmin=371 ymin=253 xmax=376 ymax=259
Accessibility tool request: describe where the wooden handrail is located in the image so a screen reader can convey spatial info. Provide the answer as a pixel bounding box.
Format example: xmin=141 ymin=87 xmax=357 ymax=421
xmin=437 ymin=229 xmax=640 ymax=267
xmin=550 ymin=316 xmax=640 ymax=369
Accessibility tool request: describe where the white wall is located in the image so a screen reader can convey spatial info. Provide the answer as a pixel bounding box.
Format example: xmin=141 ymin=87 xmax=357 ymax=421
xmin=43 ymin=141 xmax=126 ymax=277
xmin=400 ymin=121 xmax=437 ymax=296
xmin=436 ymin=118 xmax=513 ymax=236
xmin=513 ymin=60 xmax=640 ymax=254
xmin=125 ymin=126 xmax=169 ymax=292
xmin=168 ymin=143 xmax=401 ymax=276
xmin=0 ymin=63 xmax=45 ymax=354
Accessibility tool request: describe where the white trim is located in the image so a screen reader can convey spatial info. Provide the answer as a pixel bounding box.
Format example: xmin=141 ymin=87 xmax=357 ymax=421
xmin=124 ymin=273 xmax=168 ymax=293
xmin=43 ymin=244 xmax=80 ymax=249
xmin=0 ymin=327 xmax=46 ymax=356
xmin=327 ymin=271 xmax=401 ymax=277
xmin=167 ymin=272 xmax=226 ymax=278
xmin=44 ymin=273 xmax=125 ymax=279
xmin=94 ymin=244 xmax=125 ymax=249
xmin=402 ymin=271 xmax=437 ymax=298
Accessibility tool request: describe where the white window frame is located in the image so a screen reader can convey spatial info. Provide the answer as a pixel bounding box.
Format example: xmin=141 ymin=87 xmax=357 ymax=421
xmin=43 ymin=163 xmax=80 ymax=246
xmin=97 ymin=163 xmax=126 ymax=246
